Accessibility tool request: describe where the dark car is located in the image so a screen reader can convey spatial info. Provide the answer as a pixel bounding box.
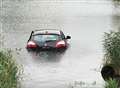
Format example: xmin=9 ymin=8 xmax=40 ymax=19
xmin=26 ymin=29 xmax=71 ymax=51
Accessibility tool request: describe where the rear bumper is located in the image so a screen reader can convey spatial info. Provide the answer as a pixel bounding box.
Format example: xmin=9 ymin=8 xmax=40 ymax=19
xmin=26 ymin=47 xmax=67 ymax=52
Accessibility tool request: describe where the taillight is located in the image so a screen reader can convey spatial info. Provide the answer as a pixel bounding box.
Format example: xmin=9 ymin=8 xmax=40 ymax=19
xmin=27 ymin=41 xmax=37 ymax=48
xmin=56 ymin=40 xmax=66 ymax=48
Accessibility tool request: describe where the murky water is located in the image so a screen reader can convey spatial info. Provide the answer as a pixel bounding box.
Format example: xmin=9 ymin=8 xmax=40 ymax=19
xmin=1 ymin=0 xmax=120 ymax=88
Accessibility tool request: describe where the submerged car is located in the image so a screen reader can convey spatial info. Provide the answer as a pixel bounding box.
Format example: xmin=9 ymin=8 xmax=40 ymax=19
xmin=26 ymin=29 xmax=71 ymax=51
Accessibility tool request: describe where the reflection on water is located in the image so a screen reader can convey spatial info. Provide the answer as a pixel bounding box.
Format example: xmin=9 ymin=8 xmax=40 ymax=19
xmin=28 ymin=51 xmax=65 ymax=63
xmin=112 ymin=0 xmax=120 ymax=31
xmin=112 ymin=15 xmax=120 ymax=31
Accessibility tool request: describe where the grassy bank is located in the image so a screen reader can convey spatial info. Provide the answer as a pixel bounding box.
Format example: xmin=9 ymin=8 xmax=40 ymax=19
xmin=102 ymin=31 xmax=120 ymax=87
xmin=0 ymin=50 xmax=20 ymax=88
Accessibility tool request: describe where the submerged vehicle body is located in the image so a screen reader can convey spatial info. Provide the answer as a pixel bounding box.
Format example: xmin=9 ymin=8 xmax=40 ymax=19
xmin=26 ymin=29 xmax=71 ymax=52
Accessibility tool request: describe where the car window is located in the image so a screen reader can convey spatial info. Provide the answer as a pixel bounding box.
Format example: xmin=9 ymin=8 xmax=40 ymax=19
xmin=61 ymin=33 xmax=65 ymax=39
xmin=60 ymin=31 xmax=65 ymax=39
xmin=33 ymin=34 xmax=61 ymax=42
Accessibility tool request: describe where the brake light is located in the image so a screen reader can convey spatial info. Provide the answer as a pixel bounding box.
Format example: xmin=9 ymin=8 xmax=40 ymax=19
xmin=56 ymin=40 xmax=66 ymax=48
xmin=27 ymin=41 xmax=37 ymax=48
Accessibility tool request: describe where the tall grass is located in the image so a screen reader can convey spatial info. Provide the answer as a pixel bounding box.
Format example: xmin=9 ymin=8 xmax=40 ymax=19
xmin=0 ymin=50 xmax=20 ymax=88
xmin=103 ymin=31 xmax=120 ymax=67
xmin=105 ymin=78 xmax=119 ymax=88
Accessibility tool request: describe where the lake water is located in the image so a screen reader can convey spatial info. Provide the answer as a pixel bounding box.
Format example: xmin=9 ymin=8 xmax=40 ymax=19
xmin=1 ymin=0 xmax=120 ymax=88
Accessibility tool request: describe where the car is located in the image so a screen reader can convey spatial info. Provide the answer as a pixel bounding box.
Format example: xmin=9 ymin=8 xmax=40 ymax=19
xmin=26 ymin=29 xmax=71 ymax=52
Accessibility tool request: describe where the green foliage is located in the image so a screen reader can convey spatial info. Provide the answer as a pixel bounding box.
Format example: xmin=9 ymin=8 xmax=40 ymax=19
xmin=113 ymin=0 xmax=120 ymax=2
xmin=105 ymin=78 xmax=118 ymax=88
xmin=0 ymin=50 xmax=20 ymax=88
xmin=103 ymin=31 xmax=120 ymax=67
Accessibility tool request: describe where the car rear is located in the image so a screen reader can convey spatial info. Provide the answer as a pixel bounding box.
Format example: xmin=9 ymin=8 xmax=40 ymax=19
xmin=26 ymin=33 xmax=67 ymax=51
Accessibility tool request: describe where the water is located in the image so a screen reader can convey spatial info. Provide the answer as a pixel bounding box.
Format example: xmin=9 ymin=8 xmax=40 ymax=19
xmin=1 ymin=0 xmax=120 ymax=88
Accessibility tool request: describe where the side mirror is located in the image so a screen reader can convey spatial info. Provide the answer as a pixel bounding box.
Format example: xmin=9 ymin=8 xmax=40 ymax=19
xmin=66 ymin=36 xmax=71 ymax=39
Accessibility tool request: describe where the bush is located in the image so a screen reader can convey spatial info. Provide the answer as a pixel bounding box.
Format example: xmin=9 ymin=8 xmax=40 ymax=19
xmin=0 ymin=50 xmax=20 ymax=88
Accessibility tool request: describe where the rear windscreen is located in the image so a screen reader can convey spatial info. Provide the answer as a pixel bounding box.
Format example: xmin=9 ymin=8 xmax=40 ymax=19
xmin=33 ymin=34 xmax=61 ymax=42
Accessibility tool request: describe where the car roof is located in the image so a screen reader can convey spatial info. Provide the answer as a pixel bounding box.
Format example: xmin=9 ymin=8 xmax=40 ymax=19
xmin=33 ymin=29 xmax=61 ymax=35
